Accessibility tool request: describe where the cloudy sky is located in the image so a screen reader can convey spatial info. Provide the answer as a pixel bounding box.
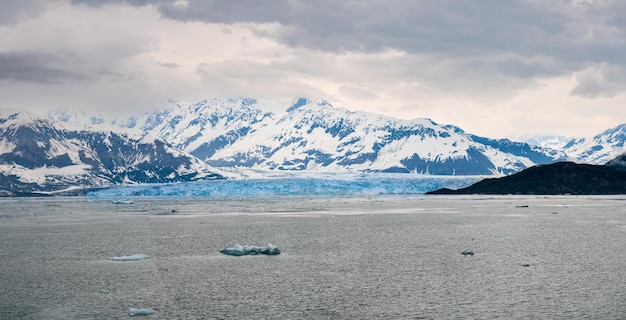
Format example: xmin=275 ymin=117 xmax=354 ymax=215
xmin=1 ymin=0 xmax=626 ymax=138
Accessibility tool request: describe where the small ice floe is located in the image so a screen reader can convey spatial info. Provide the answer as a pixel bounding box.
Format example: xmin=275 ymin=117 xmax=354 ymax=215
xmin=220 ymin=243 xmax=281 ymax=256
xmin=112 ymin=199 xmax=134 ymax=204
xmin=128 ymin=308 xmax=155 ymax=316
xmin=461 ymin=250 xmax=475 ymax=256
xmin=108 ymin=254 xmax=149 ymax=261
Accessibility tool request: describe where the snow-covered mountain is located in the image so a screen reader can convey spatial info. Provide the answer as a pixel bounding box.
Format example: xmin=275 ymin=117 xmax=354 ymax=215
xmin=517 ymin=124 xmax=626 ymax=165
xmin=0 ymin=110 xmax=224 ymax=196
xmin=516 ymin=135 xmax=575 ymax=151
xmin=120 ymin=98 xmax=566 ymax=175
xmin=119 ymin=97 xmax=273 ymax=163
xmin=561 ymin=124 xmax=626 ymax=164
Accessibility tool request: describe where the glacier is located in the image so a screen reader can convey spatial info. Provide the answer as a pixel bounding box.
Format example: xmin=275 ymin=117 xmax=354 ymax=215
xmin=87 ymin=173 xmax=485 ymax=198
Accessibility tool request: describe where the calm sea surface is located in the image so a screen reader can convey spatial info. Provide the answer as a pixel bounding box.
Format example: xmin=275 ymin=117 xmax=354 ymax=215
xmin=0 ymin=196 xmax=624 ymax=319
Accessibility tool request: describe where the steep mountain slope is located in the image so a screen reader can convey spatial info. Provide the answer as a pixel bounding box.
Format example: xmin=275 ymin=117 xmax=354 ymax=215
xmin=520 ymin=124 xmax=626 ymax=164
xmin=605 ymin=152 xmax=626 ymax=171
xmin=517 ymin=135 xmax=574 ymax=150
xmin=122 ymin=98 xmax=566 ymax=175
xmin=118 ymin=97 xmax=273 ymax=162
xmin=209 ymin=99 xmax=566 ymax=174
xmin=0 ymin=110 xmax=223 ymax=195
xmin=561 ymin=124 xmax=626 ymax=164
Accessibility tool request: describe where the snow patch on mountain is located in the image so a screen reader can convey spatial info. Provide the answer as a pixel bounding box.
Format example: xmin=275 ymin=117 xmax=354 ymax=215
xmin=46 ymin=109 xmax=106 ymax=126
xmin=0 ymin=164 xmax=92 ymax=185
xmin=516 ymin=135 xmax=574 ymax=150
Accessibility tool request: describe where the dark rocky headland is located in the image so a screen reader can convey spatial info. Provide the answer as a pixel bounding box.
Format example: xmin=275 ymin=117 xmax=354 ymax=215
xmin=427 ymin=161 xmax=626 ymax=195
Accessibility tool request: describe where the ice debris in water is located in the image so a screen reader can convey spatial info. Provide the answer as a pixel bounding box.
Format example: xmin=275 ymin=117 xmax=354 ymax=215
xmin=220 ymin=243 xmax=281 ymax=256
xmin=112 ymin=199 xmax=134 ymax=204
xmin=128 ymin=308 xmax=155 ymax=316
xmin=108 ymin=254 xmax=149 ymax=261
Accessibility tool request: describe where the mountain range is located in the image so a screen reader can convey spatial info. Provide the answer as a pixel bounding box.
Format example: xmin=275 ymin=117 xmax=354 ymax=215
xmin=114 ymin=98 xmax=568 ymax=175
xmin=520 ymin=124 xmax=626 ymax=165
xmin=2 ymin=97 xmax=625 ymax=195
xmin=0 ymin=110 xmax=223 ymax=196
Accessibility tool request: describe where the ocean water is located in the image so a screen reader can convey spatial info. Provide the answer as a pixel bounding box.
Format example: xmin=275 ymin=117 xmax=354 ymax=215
xmin=0 ymin=195 xmax=625 ymax=319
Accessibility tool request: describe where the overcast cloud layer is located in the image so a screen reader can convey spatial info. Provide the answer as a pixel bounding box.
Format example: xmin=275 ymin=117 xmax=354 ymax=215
xmin=1 ymin=0 xmax=625 ymax=137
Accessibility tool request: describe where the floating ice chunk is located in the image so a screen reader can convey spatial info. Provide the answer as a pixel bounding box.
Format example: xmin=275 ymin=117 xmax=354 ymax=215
xmin=220 ymin=243 xmax=281 ymax=256
xmin=261 ymin=243 xmax=281 ymax=255
xmin=128 ymin=308 xmax=155 ymax=316
xmin=108 ymin=254 xmax=149 ymax=261
xmin=220 ymin=244 xmax=247 ymax=256
xmin=246 ymin=245 xmax=261 ymax=255
xmin=112 ymin=199 xmax=133 ymax=204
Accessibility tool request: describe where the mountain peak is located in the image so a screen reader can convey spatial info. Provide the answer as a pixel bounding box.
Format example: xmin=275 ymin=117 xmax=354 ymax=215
xmin=286 ymin=98 xmax=309 ymax=112
xmin=46 ymin=108 xmax=106 ymax=126
xmin=200 ymin=97 xmax=258 ymax=108
xmin=0 ymin=109 xmax=57 ymax=131
xmin=596 ymin=123 xmax=626 ymax=140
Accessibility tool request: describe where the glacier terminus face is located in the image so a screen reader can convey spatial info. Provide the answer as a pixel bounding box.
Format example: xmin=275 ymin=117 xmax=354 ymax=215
xmin=88 ymin=173 xmax=485 ymax=198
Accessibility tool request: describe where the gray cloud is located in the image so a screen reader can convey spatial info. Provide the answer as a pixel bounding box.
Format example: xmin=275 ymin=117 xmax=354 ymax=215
xmin=0 ymin=0 xmax=52 ymax=25
xmin=195 ymin=59 xmax=328 ymax=101
xmin=0 ymin=51 xmax=89 ymax=83
xmin=9 ymin=1 xmax=626 ymax=66
xmin=157 ymin=62 xmax=179 ymax=68
xmin=69 ymin=0 xmax=172 ymax=7
xmin=38 ymin=0 xmax=626 ymax=99
xmin=1 ymin=0 xmax=625 ymax=137
xmin=155 ymin=0 xmax=626 ymax=91
xmin=152 ymin=1 xmax=597 ymax=53
xmin=339 ymin=85 xmax=380 ymax=101
xmin=0 ymin=50 xmax=133 ymax=84
xmin=570 ymin=64 xmax=626 ymax=98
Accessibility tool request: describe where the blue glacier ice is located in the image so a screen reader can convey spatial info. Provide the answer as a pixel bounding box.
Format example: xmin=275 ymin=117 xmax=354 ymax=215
xmin=88 ymin=173 xmax=486 ymax=198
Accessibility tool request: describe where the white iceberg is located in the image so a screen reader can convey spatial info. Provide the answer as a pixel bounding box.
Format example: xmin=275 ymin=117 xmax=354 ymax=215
xmin=220 ymin=243 xmax=281 ymax=256
xmin=108 ymin=254 xmax=149 ymax=261
xmin=128 ymin=308 xmax=155 ymax=316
